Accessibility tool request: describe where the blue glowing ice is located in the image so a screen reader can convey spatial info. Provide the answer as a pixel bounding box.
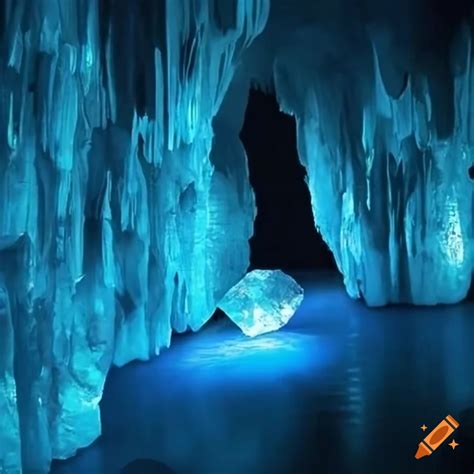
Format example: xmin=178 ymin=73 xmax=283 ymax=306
xmin=272 ymin=25 xmax=474 ymax=306
xmin=218 ymin=270 xmax=304 ymax=337
xmin=0 ymin=0 xmax=269 ymax=471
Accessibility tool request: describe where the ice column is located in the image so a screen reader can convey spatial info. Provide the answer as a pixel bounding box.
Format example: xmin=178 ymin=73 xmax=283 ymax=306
xmin=274 ymin=25 xmax=473 ymax=305
xmin=0 ymin=0 xmax=268 ymax=471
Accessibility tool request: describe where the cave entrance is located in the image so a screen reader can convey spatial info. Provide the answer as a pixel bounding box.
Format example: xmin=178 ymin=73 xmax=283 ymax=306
xmin=240 ymin=89 xmax=337 ymax=271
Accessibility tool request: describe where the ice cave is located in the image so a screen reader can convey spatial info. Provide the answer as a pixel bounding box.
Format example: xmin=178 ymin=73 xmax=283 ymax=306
xmin=0 ymin=0 xmax=473 ymax=473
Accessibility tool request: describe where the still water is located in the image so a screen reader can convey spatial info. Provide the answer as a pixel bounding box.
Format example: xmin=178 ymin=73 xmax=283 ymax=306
xmin=52 ymin=272 xmax=474 ymax=474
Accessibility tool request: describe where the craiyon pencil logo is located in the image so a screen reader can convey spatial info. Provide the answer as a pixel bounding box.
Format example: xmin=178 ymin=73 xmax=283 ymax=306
xmin=415 ymin=415 xmax=460 ymax=459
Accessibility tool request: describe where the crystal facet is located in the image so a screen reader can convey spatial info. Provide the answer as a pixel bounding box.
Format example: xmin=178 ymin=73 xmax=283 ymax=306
xmin=218 ymin=270 xmax=304 ymax=337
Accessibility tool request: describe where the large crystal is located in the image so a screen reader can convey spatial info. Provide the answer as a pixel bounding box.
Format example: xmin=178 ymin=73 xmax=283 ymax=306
xmin=218 ymin=270 xmax=304 ymax=337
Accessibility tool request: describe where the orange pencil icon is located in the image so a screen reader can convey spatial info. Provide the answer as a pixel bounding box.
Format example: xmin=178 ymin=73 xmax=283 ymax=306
xmin=415 ymin=414 xmax=460 ymax=459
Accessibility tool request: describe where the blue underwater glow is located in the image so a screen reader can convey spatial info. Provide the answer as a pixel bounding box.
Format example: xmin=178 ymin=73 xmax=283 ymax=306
xmin=217 ymin=269 xmax=304 ymax=337
xmin=0 ymin=0 xmax=473 ymax=472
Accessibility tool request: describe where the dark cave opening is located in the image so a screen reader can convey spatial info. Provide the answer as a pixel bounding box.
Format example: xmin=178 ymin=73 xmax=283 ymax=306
xmin=239 ymin=89 xmax=337 ymax=271
xmin=469 ymin=164 xmax=474 ymax=181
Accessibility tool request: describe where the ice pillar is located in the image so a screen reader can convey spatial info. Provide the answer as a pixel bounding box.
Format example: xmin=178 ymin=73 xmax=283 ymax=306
xmin=0 ymin=0 xmax=268 ymax=471
xmin=274 ymin=24 xmax=473 ymax=305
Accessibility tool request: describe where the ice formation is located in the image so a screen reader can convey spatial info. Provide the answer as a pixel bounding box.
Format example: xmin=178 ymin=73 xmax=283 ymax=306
xmin=0 ymin=0 xmax=268 ymax=472
xmin=264 ymin=8 xmax=474 ymax=306
xmin=218 ymin=270 xmax=304 ymax=337
xmin=0 ymin=0 xmax=473 ymax=472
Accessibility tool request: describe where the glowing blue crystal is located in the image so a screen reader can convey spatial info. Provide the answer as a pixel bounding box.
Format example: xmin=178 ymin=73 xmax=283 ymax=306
xmin=218 ymin=270 xmax=304 ymax=337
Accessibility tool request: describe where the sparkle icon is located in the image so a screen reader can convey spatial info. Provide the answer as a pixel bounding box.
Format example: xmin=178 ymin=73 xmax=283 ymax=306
xmin=448 ymin=440 xmax=459 ymax=450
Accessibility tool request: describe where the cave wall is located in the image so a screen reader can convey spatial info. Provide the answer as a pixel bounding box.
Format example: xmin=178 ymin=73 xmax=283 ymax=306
xmin=0 ymin=0 xmax=268 ymax=471
xmin=273 ymin=29 xmax=473 ymax=305
xmin=243 ymin=0 xmax=474 ymax=305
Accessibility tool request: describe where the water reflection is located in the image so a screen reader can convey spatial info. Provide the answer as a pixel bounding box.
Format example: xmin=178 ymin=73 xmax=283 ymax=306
xmin=181 ymin=331 xmax=312 ymax=365
xmin=52 ymin=273 xmax=474 ymax=474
